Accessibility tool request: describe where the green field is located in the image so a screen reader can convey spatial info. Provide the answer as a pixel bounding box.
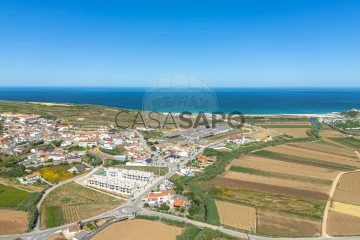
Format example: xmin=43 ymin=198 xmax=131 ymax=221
xmin=45 ymin=206 xmax=64 ymax=228
xmin=330 ymin=137 xmax=360 ymax=151
xmin=229 ymin=166 xmax=332 ymax=185
xmin=0 ymin=184 xmax=29 ymax=208
xmin=208 ymin=187 xmax=326 ymax=220
xmin=115 ymin=165 xmax=168 ymax=176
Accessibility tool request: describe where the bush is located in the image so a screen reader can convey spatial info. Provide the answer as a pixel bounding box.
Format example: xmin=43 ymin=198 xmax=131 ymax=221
xmin=17 ymin=192 xmax=42 ymax=212
xmin=159 ymin=203 xmax=170 ymax=211
xmin=28 ymin=208 xmax=39 ymax=230
xmin=67 ymin=145 xmax=87 ymax=152
xmin=52 ymin=140 xmax=62 ymax=147
xmin=16 ymin=192 xmax=42 ymax=231
xmin=176 ymin=224 xmax=201 ymax=240
xmin=100 ymin=147 xmax=123 ymax=156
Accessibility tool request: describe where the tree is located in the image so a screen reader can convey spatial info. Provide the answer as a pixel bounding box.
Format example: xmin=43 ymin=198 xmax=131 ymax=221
xmin=0 ymin=121 xmax=4 ymax=136
xmin=159 ymin=203 xmax=170 ymax=211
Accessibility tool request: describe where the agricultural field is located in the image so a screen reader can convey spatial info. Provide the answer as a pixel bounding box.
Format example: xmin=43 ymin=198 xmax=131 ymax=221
xmin=209 ymin=175 xmax=328 ymax=201
xmin=207 ymin=186 xmax=325 ymax=220
xmin=204 ymin=138 xmax=360 ymax=237
xmin=249 ymin=116 xmax=311 ymax=138
xmin=92 ymin=219 xmax=183 ymax=240
xmin=40 ymin=182 xmax=124 ymax=229
xmin=223 ymin=171 xmax=329 ymax=194
xmin=264 ymin=145 xmax=360 ymax=168
xmin=39 ymin=165 xmax=75 ymax=184
xmin=320 ymin=129 xmax=345 ymax=138
xmin=0 ymin=183 xmax=29 ymax=208
xmin=330 ymin=201 xmax=360 ymax=218
xmin=327 ymin=171 xmax=360 ymax=236
xmin=215 ymin=200 xmax=256 ymax=231
xmin=231 ymin=155 xmax=339 ymax=180
xmin=257 ymin=210 xmax=321 ymax=237
xmin=288 ymin=141 xmax=358 ymax=158
xmin=327 ymin=211 xmax=360 ymax=236
xmin=0 ymin=184 xmax=42 ymax=234
xmin=330 ymin=137 xmax=360 ymax=151
xmin=246 ymin=127 xmax=279 ymax=140
xmin=333 ymin=172 xmax=360 ymax=205
xmin=0 ymin=209 xmax=28 ymax=235
xmin=0 ymin=178 xmax=47 ymax=193
xmin=268 ymin=127 xmax=310 ymax=138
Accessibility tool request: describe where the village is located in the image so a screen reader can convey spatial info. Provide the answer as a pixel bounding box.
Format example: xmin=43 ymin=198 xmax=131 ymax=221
xmin=0 ymin=111 xmax=277 ymax=236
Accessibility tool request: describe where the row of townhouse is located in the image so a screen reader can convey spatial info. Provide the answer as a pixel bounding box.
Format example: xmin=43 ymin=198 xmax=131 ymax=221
xmin=106 ymin=167 xmax=154 ymax=182
xmin=87 ymin=175 xmax=139 ymax=197
xmin=87 ymin=167 xmax=154 ymax=197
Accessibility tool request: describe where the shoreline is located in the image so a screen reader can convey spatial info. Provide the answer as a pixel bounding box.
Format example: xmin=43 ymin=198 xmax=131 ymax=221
xmin=0 ymin=100 xmax=344 ymax=118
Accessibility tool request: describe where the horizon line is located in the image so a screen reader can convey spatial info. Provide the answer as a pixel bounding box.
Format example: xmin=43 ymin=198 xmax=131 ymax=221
xmin=1 ymin=86 xmax=360 ymax=89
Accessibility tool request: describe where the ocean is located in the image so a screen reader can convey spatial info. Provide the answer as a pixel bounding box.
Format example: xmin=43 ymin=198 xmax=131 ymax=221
xmin=0 ymin=87 xmax=359 ymax=114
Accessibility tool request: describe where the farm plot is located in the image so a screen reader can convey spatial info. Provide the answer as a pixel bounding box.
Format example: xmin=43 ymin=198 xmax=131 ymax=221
xmin=209 ymin=176 xmax=328 ymax=201
xmin=333 ymin=171 xmax=360 ymax=205
xmin=253 ymin=150 xmax=356 ymax=171
xmin=0 ymin=209 xmax=28 ymax=235
xmin=232 ymin=155 xmax=338 ymax=180
xmin=333 ymin=190 xmax=360 ymax=206
xmin=289 ymin=141 xmax=358 ymax=158
xmin=330 ymin=137 xmax=360 ymax=151
xmin=215 ymin=201 xmax=256 ymax=231
xmin=330 ymin=201 xmax=360 ymax=218
xmin=222 ymin=171 xmax=330 ymax=195
xmin=40 ymin=182 xmax=124 ymax=229
xmin=320 ymin=130 xmax=345 ymax=138
xmin=92 ymin=219 xmax=183 ymax=240
xmin=266 ymin=145 xmax=360 ymax=167
xmin=269 ymin=128 xmax=310 ymax=138
xmin=257 ymin=210 xmax=321 ymax=237
xmin=278 ymin=144 xmax=359 ymax=162
xmin=335 ymin=172 xmax=360 ymax=194
xmin=208 ymin=187 xmax=326 ymax=219
xmin=327 ymin=211 xmax=360 ymax=236
xmin=0 ymin=184 xmax=29 ymax=208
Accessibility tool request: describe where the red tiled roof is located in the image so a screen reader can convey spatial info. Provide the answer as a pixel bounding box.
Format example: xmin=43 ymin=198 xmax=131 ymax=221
xmin=173 ymin=199 xmax=186 ymax=207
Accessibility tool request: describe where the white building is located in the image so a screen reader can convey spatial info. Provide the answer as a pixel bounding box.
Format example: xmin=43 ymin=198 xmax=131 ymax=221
xmin=87 ymin=167 xmax=154 ymax=198
xmin=179 ymin=167 xmax=194 ymax=176
xmin=87 ymin=175 xmax=138 ymax=197
xmin=147 ymin=191 xmax=173 ymax=205
xmin=107 ymin=167 xmax=153 ymax=182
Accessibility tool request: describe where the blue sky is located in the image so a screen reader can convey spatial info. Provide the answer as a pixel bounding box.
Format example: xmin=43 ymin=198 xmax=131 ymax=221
xmin=0 ymin=0 xmax=359 ymax=87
